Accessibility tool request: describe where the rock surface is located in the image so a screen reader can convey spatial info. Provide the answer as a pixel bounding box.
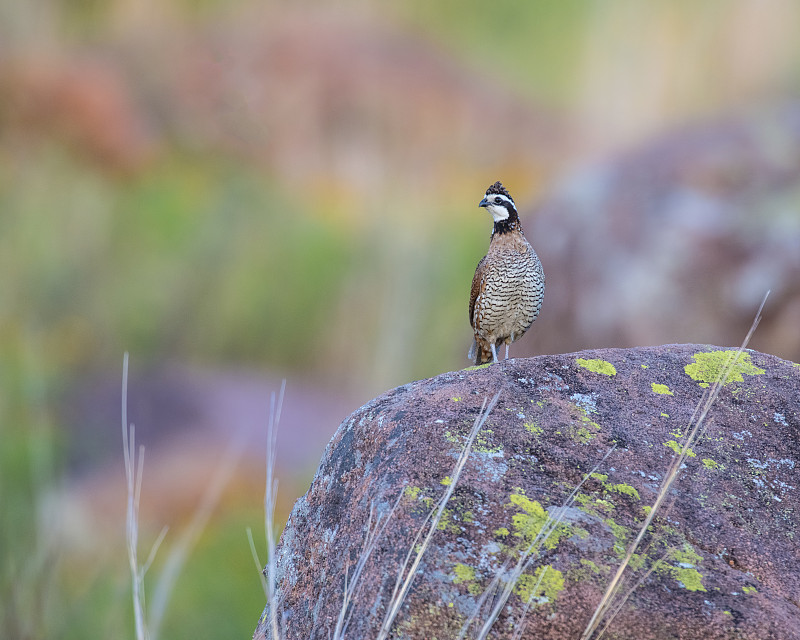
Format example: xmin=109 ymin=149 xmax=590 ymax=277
xmin=254 ymin=345 xmax=800 ymax=640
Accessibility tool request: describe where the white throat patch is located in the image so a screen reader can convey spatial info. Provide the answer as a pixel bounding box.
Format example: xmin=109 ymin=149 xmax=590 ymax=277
xmin=484 ymin=193 xmax=515 ymax=223
xmin=486 ymin=203 xmax=510 ymax=222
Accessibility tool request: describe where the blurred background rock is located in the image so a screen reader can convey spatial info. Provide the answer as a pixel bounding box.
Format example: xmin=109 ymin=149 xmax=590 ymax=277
xmin=1 ymin=1 xmax=799 ymax=638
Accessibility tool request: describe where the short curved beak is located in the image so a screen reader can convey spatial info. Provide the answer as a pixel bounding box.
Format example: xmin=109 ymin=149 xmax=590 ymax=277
xmin=478 ymin=197 xmax=489 ymax=208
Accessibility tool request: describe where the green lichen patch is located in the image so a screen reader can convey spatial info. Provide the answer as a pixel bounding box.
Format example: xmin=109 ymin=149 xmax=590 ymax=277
xmin=593 ymin=498 xmax=615 ymax=511
xmin=656 ymin=544 xmax=706 ymax=592
xmin=742 ymin=585 xmax=758 ymax=594
xmin=464 ymin=363 xmax=492 ymax=371
xmin=627 ymin=553 xmax=647 ymax=572
xmin=577 ymin=358 xmax=617 ymax=376
xmin=569 ymin=406 xmax=602 ymax=443
xmin=579 ymin=559 xmax=605 ymax=574
xmin=451 ymin=396 xmax=462 ymax=402
xmin=514 ymin=565 xmax=565 ymax=604
xmin=591 ymin=473 xmax=640 ymax=501
xmin=603 ymin=517 xmax=632 ymax=558
xmin=702 ymin=458 xmax=723 ymax=471
xmin=663 ymin=440 xmax=696 ymax=457
xmin=672 ymin=565 xmax=706 ymax=592
xmin=609 ymin=483 xmax=640 ymax=500
xmin=437 ymin=507 xmax=466 ymax=534
xmin=441 ymin=476 xmax=452 ymax=486
xmin=572 ymin=425 xmax=597 ymax=443
xmin=575 ymin=495 xmax=614 ymax=512
xmin=474 ymin=429 xmax=503 ymax=454
xmin=508 ymin=489 xmax=568 ymax=550
xmin=445 ymin=426 xmax=502 ymax=454
xmin=651 ymin=383 xmax=674 ymax=396
xmin=684 ymin=350 xmax=765 ymax=388
xmin=524 ymin=421 xmax=542 ymax=436
xmin=452 ymin=563 xmax=475 ymax=584
xmin=451 ymin=562 xmax=483 ymax=595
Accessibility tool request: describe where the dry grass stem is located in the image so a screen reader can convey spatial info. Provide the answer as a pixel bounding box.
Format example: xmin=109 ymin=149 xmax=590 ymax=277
xmin=510 ymin=565 xmax=549 ymax=640
xmin=333 ymin=493 xmax=405 ymax=640
xmin=580 ymin=291 xmax=769 ymax=640
xmin=122 ymin=353 xmax=241 ymax=640
xmin=375 ymin=390 xmax=502 ymax=640
xmin=246 ymin=527 xmax=269 ymax=598
xmin=123 ymin=352 xmax=154 ymax=640
xmin=148 ymin=442 xmax=240 ymax=639
xmin=470 ymin=445 xmax=617 ymax=640
xmin=596 ymin=547 xmax=674 ymax=639
xmin=262 ymin=380 xmax=286 ymax=640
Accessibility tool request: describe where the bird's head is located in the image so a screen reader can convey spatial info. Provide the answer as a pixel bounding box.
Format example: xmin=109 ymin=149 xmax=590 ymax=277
xmin=479 ymin=181 xmax=517 ymax=224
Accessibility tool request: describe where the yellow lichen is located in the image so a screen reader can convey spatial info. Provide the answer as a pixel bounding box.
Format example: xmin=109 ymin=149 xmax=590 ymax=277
xmin=651 ymin=383 xmax=674 ymax=395
xmin=453 ymin=563 xmax=475 ymax=584
xmin=576 ymin=358 xmax=617 ymax=376
xmin=609 ymin=483 xmax=640 ymax=500
xmin=524 ymin=421 xmax=542 ymax=436
xmin=684 ymin=350 xmax=765 ymax=388
xmin=570 ymin=406 xmax=601 ymax=442
xmin=579 ymin=559 xmax=604 ymax=574
xmin=508 ymin=489 xmax=567 ymax=550
xmin=514 ymin=565 xmax=564 ymax=604
xmin=669 ymin=545 xmax=706 ymax=592
xmin=663 ymin=440 xmax=696 ymax=457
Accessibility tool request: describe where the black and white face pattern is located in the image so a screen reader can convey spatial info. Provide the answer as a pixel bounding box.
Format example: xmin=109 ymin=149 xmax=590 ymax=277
xmin=479 ymin=191 xmax=516 ymax=223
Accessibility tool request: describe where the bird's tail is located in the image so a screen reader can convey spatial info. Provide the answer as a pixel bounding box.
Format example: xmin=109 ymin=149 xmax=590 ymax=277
xmin=468 ymin=339 xmax=493 ymax=365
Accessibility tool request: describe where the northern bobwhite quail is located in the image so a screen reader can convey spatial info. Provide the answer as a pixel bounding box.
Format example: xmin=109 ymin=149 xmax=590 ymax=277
xmin=468 ymin=181 xmax=545 ymax=365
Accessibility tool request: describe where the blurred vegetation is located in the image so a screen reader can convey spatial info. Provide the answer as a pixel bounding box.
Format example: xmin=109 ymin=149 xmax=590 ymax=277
xmin=400 ymin=0 xmax=588 ymax=104
xmin=2 ymin=0 xmax=799 ymax=638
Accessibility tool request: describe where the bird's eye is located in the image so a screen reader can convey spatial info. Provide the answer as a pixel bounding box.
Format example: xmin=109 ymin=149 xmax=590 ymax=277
xmin=494 ymin=197 xmax=502 ymax=204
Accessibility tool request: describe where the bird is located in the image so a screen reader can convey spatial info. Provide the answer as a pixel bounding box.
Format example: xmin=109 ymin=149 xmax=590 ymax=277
xmin=468 ymin=181 xmax=545 ymax=365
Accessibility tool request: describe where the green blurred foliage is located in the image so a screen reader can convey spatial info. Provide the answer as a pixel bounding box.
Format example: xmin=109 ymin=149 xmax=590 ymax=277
xmin=0 ymin=335 xmax=63 ymax=638
xmin=1 ymin=146 xmax=355 ymax=370
xmin=400 ymin=0 xmax=588 ymax=104
xmin=157 ymin=511 xmax=267 ymax=639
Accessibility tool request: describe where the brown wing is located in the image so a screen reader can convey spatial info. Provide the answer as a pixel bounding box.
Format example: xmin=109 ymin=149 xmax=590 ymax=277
xmin=469 ymin=255 xmax=487 ymax=328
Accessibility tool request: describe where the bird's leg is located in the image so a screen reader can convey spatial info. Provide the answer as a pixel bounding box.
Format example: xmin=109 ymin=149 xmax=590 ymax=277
xmin=491 ymin=343 xmax=499 ymax=364
xmin=504 ymin=344 xmax=510 ymax=360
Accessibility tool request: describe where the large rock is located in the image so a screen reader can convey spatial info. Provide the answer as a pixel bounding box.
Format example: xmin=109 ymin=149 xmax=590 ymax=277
xmin=254 ymin=345 xmax=800 ymax=639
